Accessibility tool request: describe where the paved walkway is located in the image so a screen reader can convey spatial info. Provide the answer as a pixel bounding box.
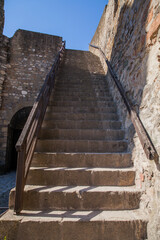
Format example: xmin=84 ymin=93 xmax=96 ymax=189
xmin=0 ymin=171 xmax=16 ymax=215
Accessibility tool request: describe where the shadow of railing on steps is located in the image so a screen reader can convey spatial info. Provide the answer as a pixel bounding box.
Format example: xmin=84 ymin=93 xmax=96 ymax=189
xmin=14 ymin=41 xmax=66 ymax=214
xmin=89 ymin=44 xmax=159 ymax=163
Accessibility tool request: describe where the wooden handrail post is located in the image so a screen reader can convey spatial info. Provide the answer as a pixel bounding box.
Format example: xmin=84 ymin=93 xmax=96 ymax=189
xmin=15 ymin=145 xmax=26 ymax=214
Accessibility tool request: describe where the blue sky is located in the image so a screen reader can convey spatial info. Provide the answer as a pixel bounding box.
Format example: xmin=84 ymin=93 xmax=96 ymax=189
xmin=3 ymin=0 xmax=108 ymax=50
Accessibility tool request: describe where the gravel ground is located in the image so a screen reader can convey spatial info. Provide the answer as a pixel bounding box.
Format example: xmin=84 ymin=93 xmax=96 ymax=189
xmin=0 ymin=171 xmax=16 ymax=215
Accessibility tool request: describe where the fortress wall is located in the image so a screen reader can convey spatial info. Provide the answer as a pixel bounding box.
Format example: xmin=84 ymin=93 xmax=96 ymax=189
xmin=0 ymin=29 xmax=62 ymax=167
xmin=0 ymin=0 xmax=4 ymax=35
xmin=0 ymin=0 xmax=7 ymax=107
xmin=90 ymin=0 xmax=160 ymax=238
xmin=2 ymin=29 xmax=62 ymax=112
xmin=0 ymin=0 xmax=9 ymax=166
xmin=0 ymin=35 xmax=9 ymax=108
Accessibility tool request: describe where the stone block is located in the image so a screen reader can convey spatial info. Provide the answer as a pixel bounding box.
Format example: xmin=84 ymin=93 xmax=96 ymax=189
xmin=147 ymin=12 xmax=160 ymax=42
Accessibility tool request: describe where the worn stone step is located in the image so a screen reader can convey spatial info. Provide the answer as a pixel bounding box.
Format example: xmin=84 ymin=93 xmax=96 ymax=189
xmin=55 ymin=82 xmax=108 ymax=88
xmin=55 ymin=83 xmax=109 ymax=89
xmin=59 ymin=70 xmax=91 ymax=75
xmin=55 ymin=80 xmax=107 ymax=84
xmin=0 ymin=209 xmax=148 ymax=240
xmin=46 ymin=105 xmax=116 ymax=114
xmin=50 ymin=92 xmax=112 ymax=100
xmin=32 ymin=152 xmax=132 ymax=168
xmin=52 ymin=91 xmax=111 ymax=97
xmin=56 ymin=76 xmax=105 ymax=79
xmin=27 ymin=167 xmax=135 ymax=186
xmin=39 ymin=129 xmax=125 ymax=140
xmin=56 ymin=77 xmax=106 ymax=81
xmin=54 ymin=86 xmax=109 ymax=92
xmin=44 ymin=112 xmax=118 ymax=121
xmin=42 ymin=119 xmax=122 ymax=129
xmin=54 ymin=84 xmax=108 ymax=89
xmin=53 ymin=87 xmax=111 ymax=96
xmin=10 ymin=186 xmax=141 ymax=211
xmin=54 ymin=79 xmax=108 ymax=83
xmin=55 ymin=78 xmax=106 ymax=82
xmin=51 ymin=100 xmax=115 ymax=108
xmin=50 ymin=96 xmax=113 ymax=102
xmin=54 ymin=87 xmax=110 ymax=96
xmin=54 ymin=85 xmax=109 ymax=90
xmin=36 ymin=139 xmax=128 ymax=153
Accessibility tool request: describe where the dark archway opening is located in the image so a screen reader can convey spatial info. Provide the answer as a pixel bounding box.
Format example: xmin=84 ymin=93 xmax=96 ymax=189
xmin=6 ymin=107 xmax=32 ymax=171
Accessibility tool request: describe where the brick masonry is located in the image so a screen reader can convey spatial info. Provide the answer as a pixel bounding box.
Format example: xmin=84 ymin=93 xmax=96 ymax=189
xmin=90 ymin=0 xmax=160 ymax=239
xmin=0 ymin=0 xmax=62 ymax=167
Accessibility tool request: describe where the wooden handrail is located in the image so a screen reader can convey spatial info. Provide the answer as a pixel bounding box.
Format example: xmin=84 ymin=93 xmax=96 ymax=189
xmin=14 ymin=41 xmax=65 ymax=214
xmin=89 ymin=44 xmax=159 ymax=162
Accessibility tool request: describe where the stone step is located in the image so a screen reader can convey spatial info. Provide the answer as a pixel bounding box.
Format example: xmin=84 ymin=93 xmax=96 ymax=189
xmin=36 ymin=139 xmax=128 ymax=152
xmin=54 ymin=87 xmax=109 ymax=92
xmin=50 ymin=96 xmax=113 ymax=101
xmin=54 ymin=82 xmax=108 ymax=87
xmin=50 ymin=92 xmax=112 ymax=98
xmin=56 ymin=76 xmax=106 ymax=81
xmin=55 ymin=82 xmax=108 ymax=87
xmin=54 ymin=84 xmax=108 ymax=89
xmin=10 ymin=186 xmax=141 ymax=211
xmin=55 ymin=78 xmax=106 ymax=82
xmin=0 ymin=209 xmax=148 ymax=240
xmin=39 ymin=129 xmax=125 ymax=140
xmin=32 ymin=152 xmax=132 ymax=168
xmin=54 ymin=84 xmax=109 ymax=91
xmin=53 ymin=89 xmax=110 ymax=94
xmin=44 ymin=112 xmax=118 ymax=121
xmin=46 ymin=105 xmax=116 ymax=114
xmin=50 ymin=100 xmax=115 ymax=108
xmin=42 ymin=119 xmax=122 ymax=129
xmin=27 ymin=167 xmax=135 ymax=186
xmin=52 ymin=91 xmax=111 ymax=97
xmin=56 ymin=78 xmax=106 ymax=82
xmin=56 ymin=75 xmax=105 ymax=78
xmin=53 ymin=88 xmax=111 ymax=97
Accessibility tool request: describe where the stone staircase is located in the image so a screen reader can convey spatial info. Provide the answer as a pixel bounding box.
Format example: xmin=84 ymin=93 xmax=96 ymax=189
xmin=0 ymin=50 xmax=148 ymax=239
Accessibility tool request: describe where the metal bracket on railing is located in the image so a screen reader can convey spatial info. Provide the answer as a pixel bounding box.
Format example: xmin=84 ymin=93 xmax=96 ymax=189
xmin=89 ymin=44 xmax=159 ymax=162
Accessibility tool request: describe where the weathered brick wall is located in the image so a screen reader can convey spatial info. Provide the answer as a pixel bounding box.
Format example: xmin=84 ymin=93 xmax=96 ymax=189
xmin=0 ymin=29 xmax=62 ymax=167
xmin=90 ymin=0 xmax=160 ymax=238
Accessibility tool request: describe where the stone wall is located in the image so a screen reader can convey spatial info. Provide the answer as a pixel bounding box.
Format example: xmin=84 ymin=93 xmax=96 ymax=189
xmin=0 ymin=29 xmax=62 ymax=167
xmin=90 ymin=0 xmax=160 ymax=239
xmin=0 ymin=0 xmax=8 ymax=167
xmin=0 ymin=35 xmax=9 ymax=107
xmin=0 ymin=0 xmax=7 ymax=107
xmin=0 ymin=0 xmax=4 ymax=35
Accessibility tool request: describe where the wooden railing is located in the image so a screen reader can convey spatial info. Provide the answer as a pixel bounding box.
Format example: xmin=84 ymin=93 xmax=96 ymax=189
xmin=14 ymin=41 xmax=65 ymax=214
xmin=89 ymin=44 xmax=159 ymax=162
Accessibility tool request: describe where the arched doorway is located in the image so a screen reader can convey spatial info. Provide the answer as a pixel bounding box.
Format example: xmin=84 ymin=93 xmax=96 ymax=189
xmin=6 ymin=107 xmax=32 ymax=171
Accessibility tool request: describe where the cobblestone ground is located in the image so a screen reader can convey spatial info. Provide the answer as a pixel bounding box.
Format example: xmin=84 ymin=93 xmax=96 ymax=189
xmin=0 ymin=171 xmax=16 ymax=215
